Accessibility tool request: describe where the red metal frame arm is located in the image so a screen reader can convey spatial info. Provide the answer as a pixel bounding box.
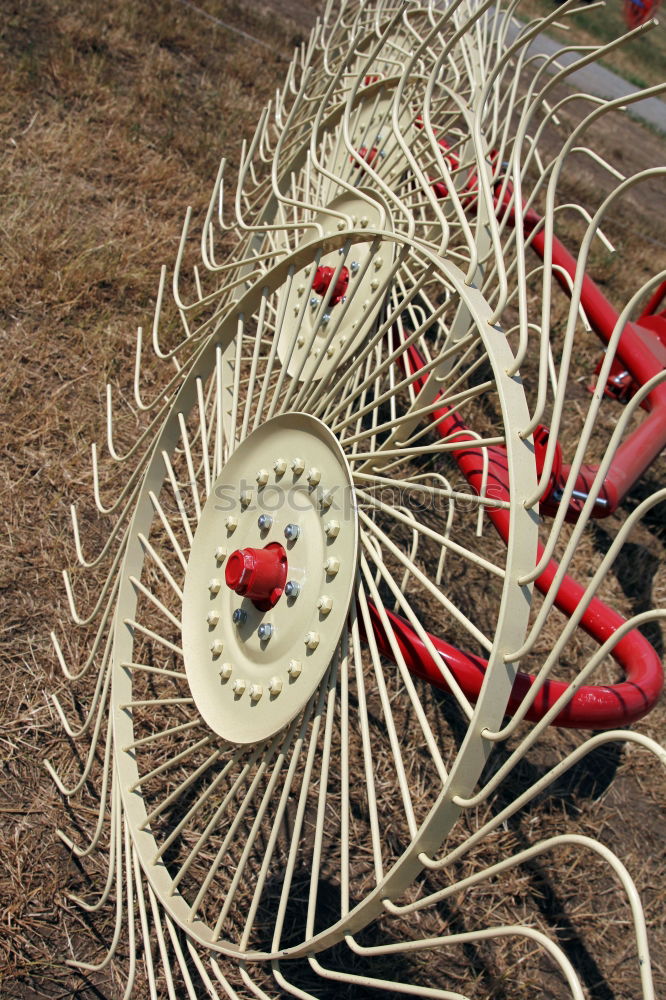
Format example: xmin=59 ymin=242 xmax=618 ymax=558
xmin=367 ymin=342 xmax=663 ymax=729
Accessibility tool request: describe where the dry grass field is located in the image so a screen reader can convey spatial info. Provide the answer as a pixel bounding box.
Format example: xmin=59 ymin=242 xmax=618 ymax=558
xmin=1 ymin=1 xmax=665 ymax=998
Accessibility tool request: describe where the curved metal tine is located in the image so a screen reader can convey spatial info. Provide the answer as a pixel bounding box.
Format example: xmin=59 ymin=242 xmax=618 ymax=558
xmin=525 ymin=364 xmax=666 ymax=574
xmin=62 ymin=523 xmax=129 ymax=627
xmin=51 ymin=575 xmax=118 ymax=682
xmin=523 ymin=251 xmax=666 ymax=542
xmin=105 ymin=379 xmax=179 ymax=466
xmin=391 ymin=834 xmax=654 ymax=997
xmin=51 ymin=627 xmax=112 ymax=739
xmin=56 ymin=707 xmax=113 ymax=860
xmin=524 ymin=141 xmax=664 ymax=443
xmin=64 ymin=777 xmax=121 ymax=942
xmin=44 ymin=655 xmax=112 ymax=797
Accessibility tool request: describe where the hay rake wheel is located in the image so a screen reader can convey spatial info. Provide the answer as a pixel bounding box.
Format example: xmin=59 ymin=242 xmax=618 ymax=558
xmin=45 ymin=1 xmax=666 ymax=998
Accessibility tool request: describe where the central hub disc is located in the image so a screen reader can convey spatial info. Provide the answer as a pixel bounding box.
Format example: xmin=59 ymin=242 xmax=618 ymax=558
xmin=181 ymin=413 xmax=358 ymax=745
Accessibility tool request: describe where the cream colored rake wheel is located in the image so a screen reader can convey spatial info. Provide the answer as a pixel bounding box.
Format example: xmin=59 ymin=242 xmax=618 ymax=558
xmin=109 ymin=228 xmax=538 ymax=959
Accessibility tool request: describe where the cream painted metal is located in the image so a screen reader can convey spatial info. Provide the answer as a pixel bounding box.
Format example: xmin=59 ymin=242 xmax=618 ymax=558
xmin=45 ymin=0 xmax=666 ymax=997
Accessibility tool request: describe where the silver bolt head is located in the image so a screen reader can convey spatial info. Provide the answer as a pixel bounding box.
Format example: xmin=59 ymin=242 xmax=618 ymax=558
xmin=310 ymin=296 xmax=319 ymax=308
xmin=350 ymin=261 xmax=360 ymax=274
xmin=269 ymin=676 xmax=283 ymax=695
xmin=232 ymin=608 xmax=247 ymax=626
xmin=324 ymin=520 xmax=340 ymax=538
xmin=305 ymin=631 xmax=320 ymax=650
xmin=249 ymin=683 xmax=263 ymax=702
xmin=258 ymin=513 xmax=273 ymax=530
xmin=208 ymin=577 xmax=222 ymax=594
xmin=210 ymin=639 xmax=224 ymax=656
xmin=284 ymin=580 xmax=301 ymax=598
xmin=284 ymin=523 xmax=300 ymax=541
xmin=325 ymin=556 xmax=340 ymax=576
xmin=258 ymin=623 xmax=274 ymax=641
xmin=207 ymin=609 xmax=220 ymax=626
xmin=288 ymin=659 xmax=302 ymax=678
xmin=307 ymin=467 xmax=321 ymax=486
xmin=322 ymin=312 xmax=331 ymax=324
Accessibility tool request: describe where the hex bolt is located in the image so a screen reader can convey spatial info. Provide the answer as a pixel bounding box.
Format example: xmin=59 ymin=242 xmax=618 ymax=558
xmin=232 ymin=608 xmax=247 ymax=626
xmin=210 ymin=639 xmax=224 ymax=657
xmin=322 ymin=312 xmax=331 ymax=325
xmin=258 ymin=623 xmax=274 ymax=641
xmin=214 ymin=545 xmax=226 ymax=563
xmin=326 ymin=345 xmax=335 ymax=358
xmin=269 ymin=676 xmax=283 ymax=696
xmin=240 ymin=489 xmax=253 ymax=508
xmin=305 ymin=631 xmax=320 ymax=650
xmin=249 ymin=683 xmax=263 ymax=702
xmin=310 ymin=296 xmax=319 ymax=308
xmin=360 ymin=216 xmax=369 ymax=227
xmin=371 ymin=279 xmax=379 ymax=291
xmin=284 ymin=580 xmax=301 ymax=599
xmin=219 ymin=662 xmax=233 ymax=681
xmin=374 ymin=256 xmax=383 ymax=270
xmin=291 ymin=457 xmax=305 ymax=475
xmin=284 ymin=523 xmax=300 ymax=541
xmin=258 ymin=513 xmax=273 ymax=530
xmin=325 ymin=556 xmax=340 ymax=576
xmin=274 ymin=457 xmax=287 ymax=475
xmin=337 ymin=220 xmax=346 ymax=231
xmin=350 ymin=261 xmax=360 ymax=274
xmin=206 ymin=609 xmax=220 ymax=627
xmin=317 ymin=595 xmax=333 ymax=615
xmin=226 ymin=515 xmax=238 ymax=531
xmin=297 ymin=284 xmax=305 ymax=295
xmin=256 ymin=469 xmax=269 ymax=487
xmin=208 ymin=578 xmax=222 ymax=595
xmin=288 ymin=659 xmax=302 ymax=678
xmin=320 ymin=490 xmax=333 ymax=509
xmin=307 ymin=467 xmax=321 ymax=487
xmin=297 ymin=335 xmax=305 ymax=347
xmin=232 ymin=678 xmax=246 ymax=695
xmin=324 ymin=520 xmax=340 ymax=538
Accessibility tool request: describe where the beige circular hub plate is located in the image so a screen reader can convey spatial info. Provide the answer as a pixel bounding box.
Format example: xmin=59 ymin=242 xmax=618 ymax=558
xmin=182 ymin=413 xmax=358 ymax=744
xmin=278 ymin=190 xmax=393 ymax=382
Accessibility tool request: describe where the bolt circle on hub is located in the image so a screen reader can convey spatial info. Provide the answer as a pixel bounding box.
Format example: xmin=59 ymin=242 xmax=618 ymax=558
xmin=181 ymin=413 xmax=358 ymax=745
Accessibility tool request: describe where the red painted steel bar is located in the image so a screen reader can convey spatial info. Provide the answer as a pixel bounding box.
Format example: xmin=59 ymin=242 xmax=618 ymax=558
xmin=367 ymin=341 xmax=663 ymax=729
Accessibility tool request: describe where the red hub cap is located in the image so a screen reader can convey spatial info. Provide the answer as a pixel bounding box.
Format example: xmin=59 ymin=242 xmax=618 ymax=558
xmin=313 ymin=265 xmax=349 ymax=306
xmin=224 ymin=542 xmax=288 ymax=611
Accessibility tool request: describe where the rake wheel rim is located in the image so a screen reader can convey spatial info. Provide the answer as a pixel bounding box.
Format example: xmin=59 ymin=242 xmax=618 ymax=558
xmin=112 ymin=228 xmax=538 ymax=958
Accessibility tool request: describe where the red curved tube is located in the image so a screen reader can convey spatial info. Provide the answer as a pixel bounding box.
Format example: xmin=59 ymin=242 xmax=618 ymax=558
xmin=368 ymin=342 xmax=664 ymax=729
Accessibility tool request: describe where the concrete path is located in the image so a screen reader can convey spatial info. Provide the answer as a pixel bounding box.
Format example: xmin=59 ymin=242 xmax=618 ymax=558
xmin=509 ymin=22 xmax=666 ymax=133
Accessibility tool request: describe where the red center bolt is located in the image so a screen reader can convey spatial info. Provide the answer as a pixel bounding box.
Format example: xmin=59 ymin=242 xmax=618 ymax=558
xmin=312 ymin=265 xmax=349 ymax=306
xmin=224 ymin=542 xmax=288 ymax=612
